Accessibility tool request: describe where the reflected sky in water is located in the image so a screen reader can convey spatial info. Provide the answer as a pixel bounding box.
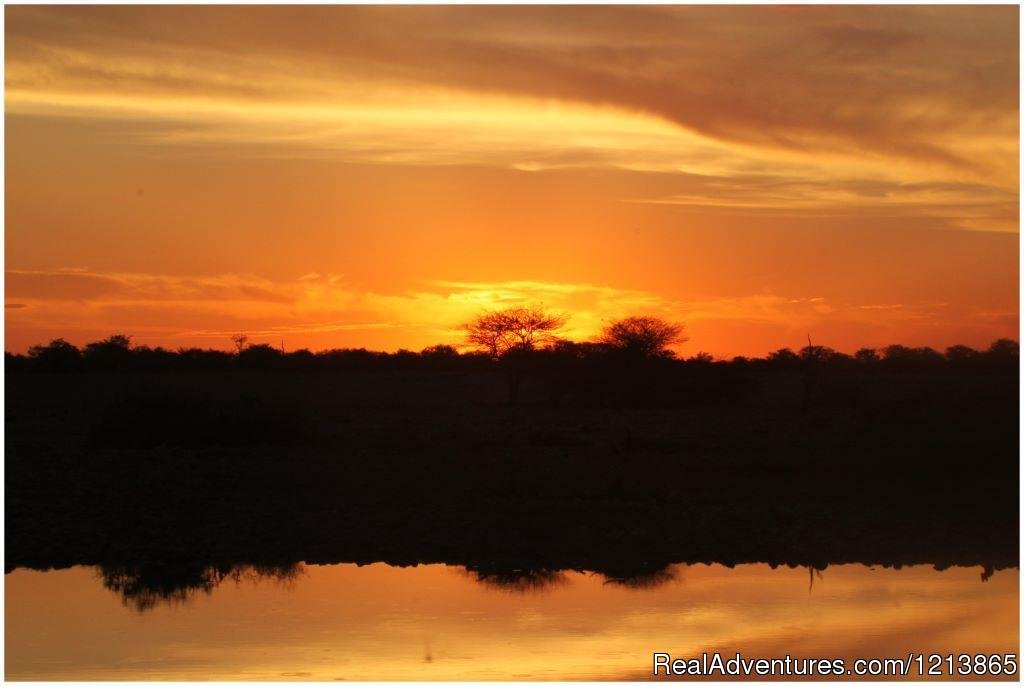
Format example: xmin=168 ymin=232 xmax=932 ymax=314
xmin=5 ymin=562 xmax=1018 ymax=680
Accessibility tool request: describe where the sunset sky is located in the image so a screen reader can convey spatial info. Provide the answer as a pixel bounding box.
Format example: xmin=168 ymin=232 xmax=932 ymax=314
xmin=4 ymin=5 xmax=1019 ymax=357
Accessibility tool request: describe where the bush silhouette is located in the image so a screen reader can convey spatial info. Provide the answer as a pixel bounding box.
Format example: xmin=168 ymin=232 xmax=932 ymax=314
xmin=237 ymin=343 xmax=285 ymax=370
xmin=767 ymin=347 xmax=800 ymax=370
xmin=83 ymin=334 xmax=134 ymax=370
xmin=986 ymin=338 xmax=1019 ymax=362
xmin=27 ymin=338 xmax=81 ymax=372
xmin=854 ymin=348 xmax=879 ymax=364
xmin=881 ymin=344 xmax=944 ymax=370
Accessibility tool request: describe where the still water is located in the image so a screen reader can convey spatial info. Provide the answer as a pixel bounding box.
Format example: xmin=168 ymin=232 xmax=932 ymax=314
xmin=5 ymin=563 xmax=1018 ymax=680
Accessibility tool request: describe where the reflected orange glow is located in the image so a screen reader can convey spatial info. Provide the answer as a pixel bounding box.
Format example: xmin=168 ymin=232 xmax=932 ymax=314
xmin=4 ymin=6 xmax=1019 ymax=357
xmin=4 ymin=563 xmax=1018 ymax=680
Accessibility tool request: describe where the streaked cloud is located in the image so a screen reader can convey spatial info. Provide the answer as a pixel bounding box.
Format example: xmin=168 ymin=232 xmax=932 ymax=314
xmin=6 ymin=268 xmax=292 ymax=304
xmin=5 ymin=6 xmax=1017 ymax=231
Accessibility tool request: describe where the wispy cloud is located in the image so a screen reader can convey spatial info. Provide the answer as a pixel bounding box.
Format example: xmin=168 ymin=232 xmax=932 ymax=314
xmin=5 ymin=6 xmax=1017 ymax=231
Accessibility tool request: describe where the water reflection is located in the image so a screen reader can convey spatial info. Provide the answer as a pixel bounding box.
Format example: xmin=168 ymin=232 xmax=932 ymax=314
xmin=91 ymin=562 xmax=729 ymax=607
xmin=466 ymin=566 xmax=571 ymax=594
xmin=5 ymin=562 xmax=1018 ymax=680
xmin=602 ymin=565 xmax=679 ymax=589
xmin=63 ymin=560 xmax=1018 ymax=612
xmin=95 ymin=562 xmax=690 ymax=607
xmin=86 ymin=560 xmax=1006 ymax=611
xmin=99 ymin=563 xmax=304 ymax=611
xmin=91 ymin=562 xmax=697 ymax=608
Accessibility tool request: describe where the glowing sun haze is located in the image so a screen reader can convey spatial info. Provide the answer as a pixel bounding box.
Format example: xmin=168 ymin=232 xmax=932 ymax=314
xmin=4 ymin=5 xmax=1019 ymax=356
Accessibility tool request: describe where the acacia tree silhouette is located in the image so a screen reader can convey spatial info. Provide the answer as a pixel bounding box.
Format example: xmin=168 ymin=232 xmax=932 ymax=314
xmin=463 ymin=306 xmax=568 ymax=404
xmin=463 ymin=306 xmax=568 ymax=359
xmin=597 ymin=316 xmax=686 ymax=357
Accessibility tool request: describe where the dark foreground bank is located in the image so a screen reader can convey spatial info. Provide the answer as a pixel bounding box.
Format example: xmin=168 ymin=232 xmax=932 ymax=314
xmin=6 ymin=367 xmax=1018 ymax=599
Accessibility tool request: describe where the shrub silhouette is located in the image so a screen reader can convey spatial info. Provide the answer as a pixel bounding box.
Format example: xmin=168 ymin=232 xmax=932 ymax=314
xmin=881 ymin=344 xmax=944 ymax=370
xmin=419 ymin=344 xmax=464 ymax=371
xmin=986 ymin=338 xmax=1019 ymax=362
xmin=767 ymin=347 xmax=801 ymax=370
xmin=27 ymin=338 xmax=81 ymax=372
xmin=237 ymin=343 xmax=285 ymax=370
xmin=421 ymin=343 xmax=457 ymax=357
xmin=854 ymin=348 xmax=879 ymax=364
xmin=799 ymin=342 xmax=835 ymax=363
xmin=83 ymin=334 xmax=134 ymax=370
xmin=945 ymin=344 xmax=980 ymax=365
xmin=175 ymin=347 xmax=234 ymax=371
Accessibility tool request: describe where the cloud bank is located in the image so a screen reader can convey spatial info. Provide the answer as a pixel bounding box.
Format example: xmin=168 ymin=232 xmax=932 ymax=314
xmin=6 ymin=5 xmax=1018 ymax=231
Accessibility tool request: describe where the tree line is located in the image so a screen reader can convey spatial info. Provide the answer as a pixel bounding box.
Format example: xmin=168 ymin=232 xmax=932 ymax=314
xmin=5 ymin=306 xmax=1018 ymax=375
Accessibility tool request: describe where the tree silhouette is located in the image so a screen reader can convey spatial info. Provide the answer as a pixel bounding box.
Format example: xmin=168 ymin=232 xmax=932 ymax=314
xmin=882 ymin=344 xmax=944 ymax=369
xmin=986 ymin=338 xmax=1019 ymax=361
xmin=945 ymin=344 xmax=979 ymax=364
xmin=231 ymin=334 xmax=249 ymax=354
xmin=854 ymin=348 xmax=879 ymax=364
xmin=421 ymin=344 xmax=458 ymax=358
xmin=83 ymin=334 xmax=133 ymax=370
xmin=799 ymin=340 xmax=834 ymax=363
xmin=27 ymin=338 xmax=81 ymax=372
xmin=237 ymin=343 xmax=284 ymax=369
xmin=798 ymin=337 xmax=833 ymax=412
xmin=463 ymin=306 xmax=567 ymax=358
xmin=597 ymin=316 xmax=686 ymax=358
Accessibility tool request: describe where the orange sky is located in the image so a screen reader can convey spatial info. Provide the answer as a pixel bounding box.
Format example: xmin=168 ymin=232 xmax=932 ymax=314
xmin=4 ymin=5 xmax=1019 ymax=357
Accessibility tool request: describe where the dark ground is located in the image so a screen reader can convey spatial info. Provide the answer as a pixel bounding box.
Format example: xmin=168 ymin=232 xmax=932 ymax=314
xmin=5 ymin=368 xmax=1018 ymax=601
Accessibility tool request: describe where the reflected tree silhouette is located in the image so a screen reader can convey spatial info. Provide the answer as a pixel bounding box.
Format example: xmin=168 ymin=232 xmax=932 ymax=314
xmin=808 ymin=565 xmax=825 ymax=593
xmin=465 ymin=566 xmax=569 ymax=594
xmin=601 ymin=565 xmax=679 ymax=589
xmin=86 ymin=558 xmax=1009 ymax=613
xmin=98 ymin=563 xmax=304 ymax=611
